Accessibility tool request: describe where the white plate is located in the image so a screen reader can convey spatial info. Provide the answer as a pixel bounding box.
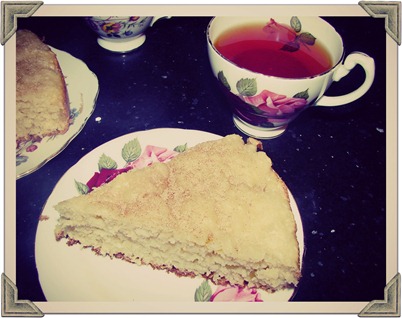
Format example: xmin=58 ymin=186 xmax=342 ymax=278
xmin=35 ymin=128 xmax=304 ymax=302
xmin=16 ymin=47 xmax=99 ymax=179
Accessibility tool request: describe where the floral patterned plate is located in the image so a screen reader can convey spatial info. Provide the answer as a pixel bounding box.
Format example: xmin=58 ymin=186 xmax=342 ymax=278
xmin=16 ymin=47 xmax=99 ymax=179
xmin=35 ymin=128 xmax=304 ymax=302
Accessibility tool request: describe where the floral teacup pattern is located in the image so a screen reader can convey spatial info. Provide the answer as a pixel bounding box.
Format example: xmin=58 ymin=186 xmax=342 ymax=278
xmin=85 ymin=16 xmax=153 ymax=39
xmin=218 ymin=72 xmax=310 ymax=127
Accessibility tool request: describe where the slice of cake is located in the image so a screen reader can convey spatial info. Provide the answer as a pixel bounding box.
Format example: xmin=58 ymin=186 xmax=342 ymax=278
xmin=16 ymin=29 xmax=70 ymax=147
xmin=54 ymin=134 xmax=301 ymax=292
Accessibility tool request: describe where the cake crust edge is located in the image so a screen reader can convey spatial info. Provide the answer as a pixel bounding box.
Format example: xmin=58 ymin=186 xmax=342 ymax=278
xmin=55 ymin=232 xmax=299 ymax=293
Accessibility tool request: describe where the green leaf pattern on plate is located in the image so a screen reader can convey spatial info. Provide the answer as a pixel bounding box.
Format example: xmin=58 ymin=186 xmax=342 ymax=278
xmin=98 ymin=153 xmax=118 ymax=171
xmin=75 ymin=179 xmax=89 ymax=195
xmin=174 ymin=143 xmax=187 ymax=153
xmin=121 ymin=138 xmax=142 ymax=163
xmin=194 ymin=280 xmax=212 ymax=302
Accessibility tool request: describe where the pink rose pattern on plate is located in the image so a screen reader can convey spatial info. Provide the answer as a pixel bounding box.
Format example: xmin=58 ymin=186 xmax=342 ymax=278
xmin=75 ymin=138 xmax=187 ymax=194
xmin=210 ymin=286 xmax=263 ymax=302
xmin=194 ymin=280 xmax=263 ymax=302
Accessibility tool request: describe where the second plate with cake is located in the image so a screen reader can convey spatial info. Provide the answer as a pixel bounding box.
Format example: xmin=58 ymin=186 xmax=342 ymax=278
xmin=16 ymin=47 xmax=99 ymax=179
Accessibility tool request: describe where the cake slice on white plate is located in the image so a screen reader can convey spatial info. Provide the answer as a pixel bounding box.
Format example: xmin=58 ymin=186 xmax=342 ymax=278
xmin=54 ymin=134 xmax=301 ymax=292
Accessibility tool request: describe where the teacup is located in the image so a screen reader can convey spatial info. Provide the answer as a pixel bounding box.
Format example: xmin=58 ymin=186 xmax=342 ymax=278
xmin=85 ymin=16 xmax=169 ymax=52
xmin=207 ymin=16 xmax=375 ymax=139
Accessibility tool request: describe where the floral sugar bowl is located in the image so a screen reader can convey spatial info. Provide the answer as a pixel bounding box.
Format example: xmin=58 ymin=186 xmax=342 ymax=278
xmin=85 ymin=16 xmax=170 ymax=52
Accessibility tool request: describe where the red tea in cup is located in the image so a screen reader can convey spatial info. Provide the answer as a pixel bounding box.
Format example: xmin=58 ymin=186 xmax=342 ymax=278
xmin=214 ymin=19 xmax=333 ymax=78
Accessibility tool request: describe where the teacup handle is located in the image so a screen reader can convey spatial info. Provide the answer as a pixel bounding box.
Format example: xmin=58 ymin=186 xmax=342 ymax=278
xmin=316 ymin=52 xmax=375 ymax=107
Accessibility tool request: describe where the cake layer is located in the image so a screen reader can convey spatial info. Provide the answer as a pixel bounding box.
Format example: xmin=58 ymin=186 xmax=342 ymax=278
xmin=55 ymin=134 xmax=301 ymax=291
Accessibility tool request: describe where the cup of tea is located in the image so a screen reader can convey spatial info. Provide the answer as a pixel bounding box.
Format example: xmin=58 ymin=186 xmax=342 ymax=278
xmin=207 ymin=16 xmax=375 ymax=139
xmin=85 ymin=16 xmax=170 ymax=53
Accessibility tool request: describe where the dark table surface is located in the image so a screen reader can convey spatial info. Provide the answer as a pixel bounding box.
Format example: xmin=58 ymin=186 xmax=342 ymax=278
xmin=16 ymin=16 xmax=387 ymax=303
